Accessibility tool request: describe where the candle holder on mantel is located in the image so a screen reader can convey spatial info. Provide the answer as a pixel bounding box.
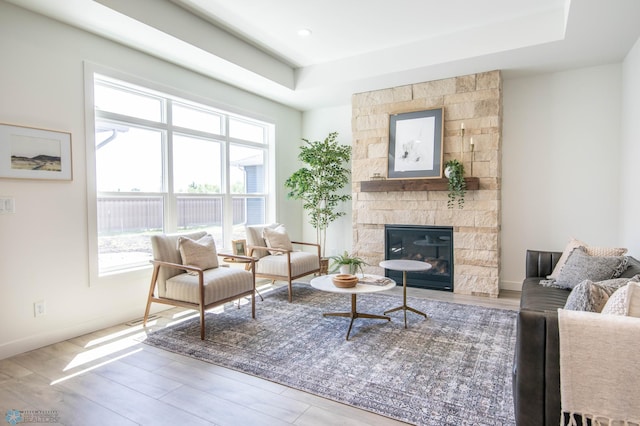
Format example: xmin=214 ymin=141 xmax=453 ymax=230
xmin=461 ymin=123 xmax=475 ymax=177
xmin=470 ymin=137 xmax=475 ymax=177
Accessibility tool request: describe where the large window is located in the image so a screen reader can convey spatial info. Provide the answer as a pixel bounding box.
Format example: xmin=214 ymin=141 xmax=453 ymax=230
xmin=90 ymin=74 xmax=271 ymax=276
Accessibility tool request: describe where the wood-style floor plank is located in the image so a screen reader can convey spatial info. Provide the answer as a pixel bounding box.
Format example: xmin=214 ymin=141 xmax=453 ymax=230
xmin=160 ymin=385 xmax=293 ymax=426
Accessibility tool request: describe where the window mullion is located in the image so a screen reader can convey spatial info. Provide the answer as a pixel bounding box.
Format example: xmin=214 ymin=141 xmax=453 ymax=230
xmin=165 ymin=99 xmax=176 ymax=233
xmin=222 ymin=117 xmax=232 ymax=249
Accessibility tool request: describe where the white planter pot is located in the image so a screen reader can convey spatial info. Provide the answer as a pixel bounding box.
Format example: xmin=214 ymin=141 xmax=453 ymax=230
xmin=444 ymin=166 xmax=452 ymax=178
xmin=339 ymin=265 xmax=350 ymax=274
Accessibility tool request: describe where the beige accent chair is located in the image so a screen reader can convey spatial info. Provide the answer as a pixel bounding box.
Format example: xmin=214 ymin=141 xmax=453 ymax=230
xmin=246 ymin=224 xmax=321 ymax=302
xmin=144 ymin=231 xmax=255 ymax=340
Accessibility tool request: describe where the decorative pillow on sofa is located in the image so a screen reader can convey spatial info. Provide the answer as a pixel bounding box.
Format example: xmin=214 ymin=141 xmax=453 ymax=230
xmin=547 ymin=237 xmax=628 ymax=279
xmin=177 ymin=234 xmax=218 ymax=273
xmin=564 ymin=276 xmax=639 ymax=312
xmin=601 ymin=282 xmax=640 ymax=317
xmin=262 ymin=225 xmax=293 ymax=255
xmin=543 ymin=246 xmax=628 ymax=289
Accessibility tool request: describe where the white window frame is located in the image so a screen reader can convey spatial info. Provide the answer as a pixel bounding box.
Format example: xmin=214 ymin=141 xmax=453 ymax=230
xmin=84 ymin=63 xmax=274 ymax=286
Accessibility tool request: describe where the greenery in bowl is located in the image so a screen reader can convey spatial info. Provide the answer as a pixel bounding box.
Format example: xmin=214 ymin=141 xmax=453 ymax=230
xmin=329 ymin=251 xmax=368 ymax=275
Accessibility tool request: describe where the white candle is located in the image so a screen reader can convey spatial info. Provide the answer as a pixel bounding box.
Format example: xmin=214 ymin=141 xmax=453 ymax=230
xmin=470 ymin=137 xmax=474 ymax=146
xmin=461 ymin=123 xmax=465 ymax=130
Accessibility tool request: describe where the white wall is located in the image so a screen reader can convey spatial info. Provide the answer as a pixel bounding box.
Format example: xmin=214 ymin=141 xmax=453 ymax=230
xmin=0 ymin=2 xmax=302 ymax=359
xmin=301 ymin=105 xmax=352 ymax=257
xmin=501 ymin=64 xmax=624 ymax=289
xmin=620 ymin=37 xmax=640 ymax=257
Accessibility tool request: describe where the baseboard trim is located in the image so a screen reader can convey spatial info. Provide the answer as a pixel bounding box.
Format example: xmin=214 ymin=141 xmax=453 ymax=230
xmin=0 ymin=305 xmax=169 ymax=361
xmin=500 ymin=280 xmax=522 ymax=292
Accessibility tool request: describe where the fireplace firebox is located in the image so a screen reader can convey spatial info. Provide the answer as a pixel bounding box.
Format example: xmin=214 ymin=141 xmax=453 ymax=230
xmin=384 ymin=224 xmax=453 ymax=291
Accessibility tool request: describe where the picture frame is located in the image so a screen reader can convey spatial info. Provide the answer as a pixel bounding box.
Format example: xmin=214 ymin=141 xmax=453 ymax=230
xmin=0 ymin=123 xmax=72 ymax=181
xmin=232 ymin=239 xmax=247 ymax=256
xmin=387 ymin=108 xmax=443 ymax=179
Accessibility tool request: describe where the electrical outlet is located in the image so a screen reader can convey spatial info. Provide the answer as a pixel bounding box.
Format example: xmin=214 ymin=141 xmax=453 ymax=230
xmin=34 ymin=301 xmax=46 ymax=317
xmin=0 ymin=197 xmax=14 ymax=214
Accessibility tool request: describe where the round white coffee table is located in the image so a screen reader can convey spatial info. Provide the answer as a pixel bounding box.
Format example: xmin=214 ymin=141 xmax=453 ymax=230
xmin=310 ymin=274 xmax=396 ymax=340
xmin=379 ymin=259 xmax=432 ymax=328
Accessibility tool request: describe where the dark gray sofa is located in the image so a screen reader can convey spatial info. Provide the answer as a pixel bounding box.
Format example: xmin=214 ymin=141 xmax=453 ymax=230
xmin=512 ymin=249 xmax=640 ymax=426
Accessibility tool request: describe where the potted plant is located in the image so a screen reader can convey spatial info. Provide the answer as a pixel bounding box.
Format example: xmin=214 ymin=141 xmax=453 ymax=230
xmin=329 ymin=251 xmax=368 ymax=276
xmin=444 ymin=159 xmax=466 ymax=209
xmin=284 ymin=132 xmax=351 ymax=258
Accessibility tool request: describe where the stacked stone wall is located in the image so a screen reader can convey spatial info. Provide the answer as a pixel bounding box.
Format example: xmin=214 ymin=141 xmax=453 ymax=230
xmin=352 ymin=70 xmax=502 ymax=296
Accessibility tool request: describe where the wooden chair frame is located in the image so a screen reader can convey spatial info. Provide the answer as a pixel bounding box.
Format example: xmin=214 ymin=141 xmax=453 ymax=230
xmin=247 ymin=241 xmax=321 ymax=302
xmin=144 ymin=253 xmax=256 ymax=340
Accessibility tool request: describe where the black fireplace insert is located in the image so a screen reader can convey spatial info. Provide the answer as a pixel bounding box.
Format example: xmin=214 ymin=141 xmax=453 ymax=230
xmin=384 ymin=224 xmax=453 ymax=291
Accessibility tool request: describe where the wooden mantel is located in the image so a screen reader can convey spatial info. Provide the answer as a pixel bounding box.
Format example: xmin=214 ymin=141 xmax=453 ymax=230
xmin=360 ymin=177 xmax=479 ymax=192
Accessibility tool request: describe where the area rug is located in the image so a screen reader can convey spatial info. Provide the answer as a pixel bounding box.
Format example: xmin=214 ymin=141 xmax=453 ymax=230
xmin=143 ymin=283 xmax=517 ymax=426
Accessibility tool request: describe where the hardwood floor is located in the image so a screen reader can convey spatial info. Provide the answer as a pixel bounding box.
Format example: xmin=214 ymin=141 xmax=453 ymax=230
xmin=0 ymin=280 xmax=520 ymax=425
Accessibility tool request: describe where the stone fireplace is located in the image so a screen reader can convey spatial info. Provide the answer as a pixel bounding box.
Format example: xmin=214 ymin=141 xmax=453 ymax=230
xmin=352 ymin=71 xmax=502 ymax=297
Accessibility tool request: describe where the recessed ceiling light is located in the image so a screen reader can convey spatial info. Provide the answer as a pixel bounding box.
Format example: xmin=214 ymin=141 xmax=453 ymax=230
xmin=297 ymin=28 xmax=312 ymax=37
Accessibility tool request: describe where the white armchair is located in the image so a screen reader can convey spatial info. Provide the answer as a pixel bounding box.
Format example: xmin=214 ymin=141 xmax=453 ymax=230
xmin=144 ymin=231 xmax=256 ymax=340
xmin=245 ymin=224 xmax=321 ymax=302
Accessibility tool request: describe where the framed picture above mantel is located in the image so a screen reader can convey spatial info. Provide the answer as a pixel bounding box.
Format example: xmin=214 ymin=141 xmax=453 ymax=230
xmin=388 ymin=108 xmax=443 ymax=179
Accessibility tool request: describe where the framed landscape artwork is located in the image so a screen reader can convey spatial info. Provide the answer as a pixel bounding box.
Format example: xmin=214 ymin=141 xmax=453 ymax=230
xmin=388 ymin=108 xmax=443 ymax=179
xmin=0 ymin=123 xmax=72 ymax=181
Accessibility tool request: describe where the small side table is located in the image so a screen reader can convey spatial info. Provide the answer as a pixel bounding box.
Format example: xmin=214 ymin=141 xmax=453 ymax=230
xmin=379 ymin=259 xmax=432 ymax=328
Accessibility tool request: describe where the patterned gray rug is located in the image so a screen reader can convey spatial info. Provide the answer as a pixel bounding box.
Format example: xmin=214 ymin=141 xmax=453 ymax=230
xmin=143 ymin=283 xmax=517 ymax=426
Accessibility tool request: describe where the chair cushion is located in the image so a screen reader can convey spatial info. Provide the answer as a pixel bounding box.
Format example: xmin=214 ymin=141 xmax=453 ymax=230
xmin=165 ymin=267 xmax=253 ymax=305
xmin=151 ymin=231 xmax=207 ymax=297
xmin=263 ymin=225 xmax=293 ymax=254
xmin=245 ymin=223 xmax=280 ymax=259
xmin=255 ymin=251 xmax=319 ymax=277
xmin=177 ymin=234 xmax=218 ymax=273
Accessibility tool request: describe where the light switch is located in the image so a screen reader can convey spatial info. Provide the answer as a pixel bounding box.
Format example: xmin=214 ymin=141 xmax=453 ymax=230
xmin=0 ymin=197 xmax=15 ymax=214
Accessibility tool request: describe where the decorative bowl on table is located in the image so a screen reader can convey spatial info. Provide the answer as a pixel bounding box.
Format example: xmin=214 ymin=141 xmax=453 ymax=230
xmin=332 ymin=273 xmax=358 ymax=288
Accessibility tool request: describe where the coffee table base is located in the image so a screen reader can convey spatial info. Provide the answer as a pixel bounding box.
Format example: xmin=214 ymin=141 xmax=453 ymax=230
xmin=384 ymin=304 xmax=428 ymax=329
xmin=323 ymin=294 xmax=390 ymax=340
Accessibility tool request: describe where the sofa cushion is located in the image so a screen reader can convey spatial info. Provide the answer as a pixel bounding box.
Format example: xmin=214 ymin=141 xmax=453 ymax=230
xmin=563 ymin=277 xmax=635 ymax=312
xmin=545 ymin=247 xmax=628 ymax=289
xmin=520 ymin=278 xmax=571 ymax=311
xmin=548 ymin=237 xmax=627 ymax=279
xmin=177 ymin=234 xmax=218 ymax=273
xmin=601 ymin=282 xmax=640 ymax=317
xmin=620 ymin=256 xmax=640 ymax=278
xmin=547 ymin=238 xmax=583 ymax=279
